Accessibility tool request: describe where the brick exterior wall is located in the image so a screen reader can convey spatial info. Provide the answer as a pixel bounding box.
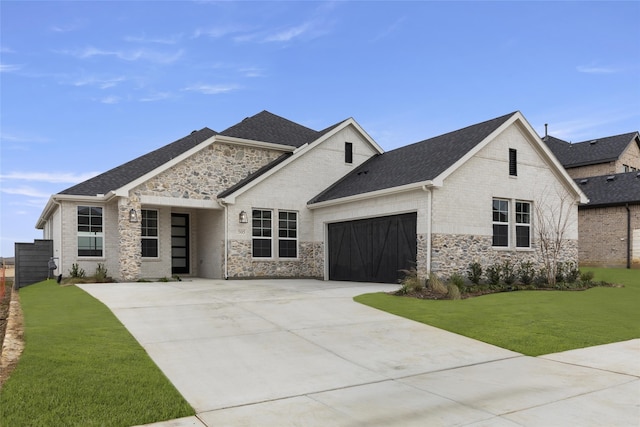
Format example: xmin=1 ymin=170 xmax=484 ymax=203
xmin=578 ymin=204 xmax=640 ymax=267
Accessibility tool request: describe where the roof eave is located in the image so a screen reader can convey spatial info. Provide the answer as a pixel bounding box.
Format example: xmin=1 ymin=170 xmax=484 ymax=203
xmin=35 ymin=192 xmax=117 ymax=229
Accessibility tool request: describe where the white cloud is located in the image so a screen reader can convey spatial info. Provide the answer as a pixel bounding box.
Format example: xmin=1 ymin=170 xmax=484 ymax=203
xmin=139 ymin=92 xmax=172 ymax=102
xmin=1 ymin=186 xmax=51 ymax=199
xmin=124 ymin=33 xmax=182 ymax=45
xmin=576 ymin=65 xmax=620 ymax=74
xmin=0 ymin=171 xmax=99 ymax=184
xmin=183 ymin=84 xmax=239 ymax=95
xmin=240 ymin=67 xmax=265 ymax=78
xmin=264 ymin=23 xmax=311 ymax=42
xmin=0 ymin=63 xmax=22 ymax=72
xmin=100 ymin=95 xmax=121 ymax=104
xmin=192 ymin=26 xmax=247 ymax=39
xmin=72 ymin=75 xmax=126 ymax=89
xmin=0 ymin=132 xmax=50 ymax=144
xmin=60 ymin=46 xmax=184 ymax=64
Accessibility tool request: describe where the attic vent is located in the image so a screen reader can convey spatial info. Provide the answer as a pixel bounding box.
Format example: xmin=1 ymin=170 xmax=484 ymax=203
xmin=590 ymin=140 xmax=598 ymax=145
xmin=580 ymin=179 xmax=588 ymax=185
xmin=606 ymin=175 xmax=615 ymax=181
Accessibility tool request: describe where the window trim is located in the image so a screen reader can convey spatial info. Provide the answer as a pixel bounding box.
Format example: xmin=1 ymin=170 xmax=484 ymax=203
xmin=141 ymin=209 xmax=159 ymax=258
xmin=77 ymin=205 xmax=104 ymax=258
xmin=252 ymin=209 xmax=273 ymax=258
xmin=515 ymin=200 xmax=532 ymax=249
xmin=278 ymin=210 xmax=298 ymax=259
xmin=492 ymin=198 xmax=509 ymax=248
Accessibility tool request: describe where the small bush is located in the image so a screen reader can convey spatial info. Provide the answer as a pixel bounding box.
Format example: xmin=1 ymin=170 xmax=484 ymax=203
xmin=449 ymin=273 xmax=466 ymax=291
xmin=69 ymin=263 xmax=86 ymax=278
xmin=485 ymin=264 xmax=502 ymax=286
xmin=398 ymin=266 xmax=423 ymax=294
xmin=534 ymin=268 xmax=548 ymax=287
xmin=518 ymin=261 xmax=535 ymax=286
xmin=580 ymin=270 xmax=595 ymax=283
xmin=502 ymin=260 xmax=516 ymax=286
xmin=555 ymin=262 xmax=565 ymax=284
xmin=427 ymin=272 xmax=448 ymax=296
xmin=447 ymin=283 xmax=461 ymax=300
xmin=467 ymin=262 xmax=483 ymax=285
xmin=565 ymin=262 xmax=579 ymax=283
xmin=95 ymin=263 xmax=108 ymax=281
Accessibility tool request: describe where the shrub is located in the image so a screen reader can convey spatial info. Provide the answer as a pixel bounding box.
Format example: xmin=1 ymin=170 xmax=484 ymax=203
xmin=565 ymin=262 xmax=579 ymax=283
xmin=555 ymin=262 xmax=565 ymax=283
xmin=427 ymin=272 xmax=448 ymax=296
xmin=398 ymin=266 xmax=423 ymax=294
xmin=518 ymin=261 xmax=535 ymax=286
xmin=449 ymin=273 xmax=466 ymax=292
xmin=485 ymin=264 xmax=502 ymax=286
xmin=467 ymin=262 xmax=482 ymax=285
xmin=95 ymin=263 xmax=108 ymax=281
xmin=502 ymin=260 xmax=516 ymax=286
xmin=534 ymin=268 xmax=548 ymax=287
xmin=580 ymin=270 xmax=595 ymax=283
xmin=447 ymin=283 xmax=461 ymax=300
xmin=69 ymin=263 xmax=86 ymax=278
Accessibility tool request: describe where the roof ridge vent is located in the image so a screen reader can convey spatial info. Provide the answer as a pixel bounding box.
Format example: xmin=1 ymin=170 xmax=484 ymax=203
xmin=580 ymin=179 xmax=588 ymax=185
xmin=590 ymin=140 xmax=598 ymax=145
xmin=606 ymin=175 xmax=615 ymax=181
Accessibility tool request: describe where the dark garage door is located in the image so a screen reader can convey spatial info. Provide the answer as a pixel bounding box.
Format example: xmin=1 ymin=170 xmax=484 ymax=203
xmin=328 ymin=213 xmax=417 ymax=283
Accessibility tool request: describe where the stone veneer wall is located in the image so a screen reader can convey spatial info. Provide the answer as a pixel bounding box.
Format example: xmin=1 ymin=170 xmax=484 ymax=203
xmin=430 ymin=233 xmax=579 ymax=279
xmin=135 ymin=143 xmax=282 ymax=199
xmin=227 ymin=240 xmax=323 ymax=278
xmin=118 ymin=196 xmax=141 ymax=281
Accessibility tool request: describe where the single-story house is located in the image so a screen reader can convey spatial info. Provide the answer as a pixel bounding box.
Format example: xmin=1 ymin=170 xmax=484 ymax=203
xmin=37 ymin=110 xmax=587 ymax=283
xmin=575 ymin=172 xmax=640 ymax=268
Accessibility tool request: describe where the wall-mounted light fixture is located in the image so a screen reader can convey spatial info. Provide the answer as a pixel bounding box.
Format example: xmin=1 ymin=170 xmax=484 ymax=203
xmin=239 ymin=210 xmax=248 ymax=224
xmin=129 ymin=209 xmax=139 ymax=223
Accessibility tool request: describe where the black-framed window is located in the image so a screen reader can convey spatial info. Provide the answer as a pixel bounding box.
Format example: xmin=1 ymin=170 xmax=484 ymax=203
xmin=141 ymin=209 xmax=159 ymax=258
xmin=345 ymin=142 xmax=353 ymax=164
xmin=278 ymin=211 xmax=297 ymax=258
xmin=509 ymin=149 xmax=517 ymax=176
xmin=77 ymin=206 xmax=103 ymax=257
xmin=252 ymin=209 xmax=272 ymax=257
xmin=492 ymin=199 xmax=509 ymax=247
xmin=515 ymin=201 xmax=531 ymax=248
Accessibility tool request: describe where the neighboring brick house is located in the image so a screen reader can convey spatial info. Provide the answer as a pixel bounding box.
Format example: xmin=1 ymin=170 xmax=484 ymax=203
xmin=543 ymin=131 xmax=640 ymax=268
xmin=574 ymin=173 xmax=640 ymax=267
xmin=37 ymin=110 xmax=586 ymax=283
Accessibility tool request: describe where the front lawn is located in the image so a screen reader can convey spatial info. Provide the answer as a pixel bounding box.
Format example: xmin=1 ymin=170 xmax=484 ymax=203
xmin=355 ymin=267 xmax=640 ymax=356
xmin=0 ymin=280 xmax=194 ymax=427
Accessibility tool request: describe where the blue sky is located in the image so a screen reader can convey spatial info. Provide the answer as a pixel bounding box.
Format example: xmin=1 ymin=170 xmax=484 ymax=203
xmin=1 ymin=1 xmax=639 ymax=257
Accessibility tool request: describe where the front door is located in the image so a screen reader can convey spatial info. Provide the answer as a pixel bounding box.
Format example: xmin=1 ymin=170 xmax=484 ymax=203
xmin=171 ymin=214 xmax=190 ymax=275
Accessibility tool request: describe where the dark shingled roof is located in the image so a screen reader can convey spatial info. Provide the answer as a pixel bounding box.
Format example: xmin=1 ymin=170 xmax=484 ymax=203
xmin=575 ymin=172 xmax=640 ymax=207
xmin=220 ymin=110 xmax=321 ymax=148
xmin=543 ymin=132 xmax=640 ymax=169
xmin=309 ymin=112 xmax=517 ymax=204
xmin=60 ymin=128 xmax=217 ymax=196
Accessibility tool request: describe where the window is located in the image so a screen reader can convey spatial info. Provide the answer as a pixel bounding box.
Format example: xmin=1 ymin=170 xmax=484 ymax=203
xmin=278 ymin=211 xmax=297 ymax=258
xmin=142 ymin=210 xmax=159 ymax=257
xmin=252 ymin=209 xmax=272 ymax=257
xmin=77 ymin=206 xmax=103 ymax=257
xmin=515 ymin=201 xmax=531 ymax=248
xmin=509 ymin=149 xmax=517 ymax=176
xmin=345 ymin=142 xmax=353 ymax=164
xmin=492 ymin=199 xmax=509 ymax=247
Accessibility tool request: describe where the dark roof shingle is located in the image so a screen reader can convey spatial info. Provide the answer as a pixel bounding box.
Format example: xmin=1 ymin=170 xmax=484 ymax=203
xmin=220 ymin=110 xmax=321 ymax=148
xmin=576 ymin=172 xmax=640 ymax=207
xmin=309 ymin=112 xmax=516 ymax=204
xmin=60 ymin=128 xmax=217 ymax=196
xmin=543 ymin=132 xmax=639 ymax=168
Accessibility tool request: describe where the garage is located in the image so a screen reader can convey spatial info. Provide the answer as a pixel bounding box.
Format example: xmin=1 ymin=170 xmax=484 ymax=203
xmin=328 ymin=213 xmax=417 ymax=283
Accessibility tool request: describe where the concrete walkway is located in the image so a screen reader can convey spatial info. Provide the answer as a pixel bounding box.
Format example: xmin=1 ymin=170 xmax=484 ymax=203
xmin=79 ymin=279 xmax=639 ymax=427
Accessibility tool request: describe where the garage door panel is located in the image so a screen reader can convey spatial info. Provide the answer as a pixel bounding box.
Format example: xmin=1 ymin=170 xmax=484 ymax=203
xmin=328 ymin=213 xmax=417 ymax=283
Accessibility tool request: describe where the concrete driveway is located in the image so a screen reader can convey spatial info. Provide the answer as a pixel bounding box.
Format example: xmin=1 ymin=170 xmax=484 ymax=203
xmin=79 ymin=279 xmax=639 ymax=427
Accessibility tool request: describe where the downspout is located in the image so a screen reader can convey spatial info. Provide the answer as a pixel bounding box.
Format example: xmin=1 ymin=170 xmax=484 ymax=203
xmin=219 ymin=200 xmax=229 ymax=279
xmin=422 ymin=185 xmax=433 ymax=276
xmin=626 ymin=203 xmax=631 ymax=269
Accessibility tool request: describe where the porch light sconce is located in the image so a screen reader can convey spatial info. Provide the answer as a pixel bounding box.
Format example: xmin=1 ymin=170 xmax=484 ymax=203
xmin=239 ymin=210 xmax=249 ymax=224
xmin=129 ymin=209 xmax=138 ymax=223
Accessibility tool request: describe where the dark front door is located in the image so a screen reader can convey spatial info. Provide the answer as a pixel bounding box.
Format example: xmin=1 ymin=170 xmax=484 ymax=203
xmin=328 ymin=213 xmax=417 ymax=283
xmin=171 ymin=214 xmax=190 ymax=275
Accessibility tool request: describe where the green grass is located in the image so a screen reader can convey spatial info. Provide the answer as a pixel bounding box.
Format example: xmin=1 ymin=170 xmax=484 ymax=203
xmin=0 ymin=280 xmax=194 ymax=427
xmin=355 ymin=267 xmax=640 ymax=356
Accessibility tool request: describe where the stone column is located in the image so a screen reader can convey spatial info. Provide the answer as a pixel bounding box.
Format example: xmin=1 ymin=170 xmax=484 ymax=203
xmin=118 ymin=196 xmax=141 ymax=281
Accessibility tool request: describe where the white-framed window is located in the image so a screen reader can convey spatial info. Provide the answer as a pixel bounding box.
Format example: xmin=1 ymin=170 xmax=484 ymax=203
xmin=278 ymin=211 xmax=298 ymax=258
xmin=252 ymin=209 xmax=273 ymax=258
xmin=141 ymin=209 xmax=159 ymax=258
xmin=492 ymin=199 xmax=509 ymax=247
xmin=77 ymin=206 xmax=103 ymax=257
xmin=515 ymin=201 xmax=531 ymax=248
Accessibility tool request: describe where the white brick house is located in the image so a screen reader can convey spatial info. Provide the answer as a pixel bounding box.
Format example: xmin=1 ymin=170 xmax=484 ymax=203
xmin=36 ymin=110 xmax=587 ymax=283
